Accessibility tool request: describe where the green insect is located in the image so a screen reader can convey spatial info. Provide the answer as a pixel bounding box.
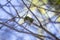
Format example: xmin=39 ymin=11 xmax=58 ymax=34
xmin=24 ymin=16 xmax=34 ymax=23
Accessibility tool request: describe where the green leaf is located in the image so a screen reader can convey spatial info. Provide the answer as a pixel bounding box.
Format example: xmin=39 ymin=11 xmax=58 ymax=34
xmin=24 ymin=16 xmax=34 ymax=23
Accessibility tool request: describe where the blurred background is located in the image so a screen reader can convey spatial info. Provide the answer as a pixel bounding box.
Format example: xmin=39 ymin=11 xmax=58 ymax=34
xmin=0 ymin=0 xmax=60 ymax=40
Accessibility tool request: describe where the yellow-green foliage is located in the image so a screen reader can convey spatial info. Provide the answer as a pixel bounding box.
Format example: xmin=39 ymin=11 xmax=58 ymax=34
xmin=56 ymin=0 xmax=60 ymax=5
xmin=48 ymin=0 xmax=60 ymax=12
xmin=48 ymin=0 xmax=60 ymax=6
